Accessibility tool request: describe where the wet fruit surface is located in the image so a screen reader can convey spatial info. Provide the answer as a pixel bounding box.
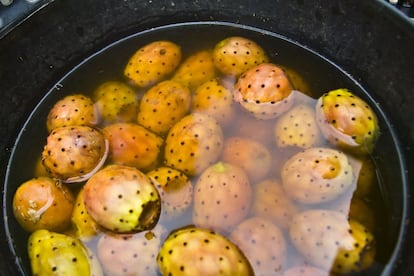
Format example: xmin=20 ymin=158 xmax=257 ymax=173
xmin=5 ymin=25 xmax=394 ymax=276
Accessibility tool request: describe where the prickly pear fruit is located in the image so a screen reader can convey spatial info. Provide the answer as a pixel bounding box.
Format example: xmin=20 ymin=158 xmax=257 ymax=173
xmin=281 ymin=147 xmax=355 ymax=204
xmin=137 ymin=80 xmax=191 ymax=135
xmin=157 ymin=226 xmax=253 ymax=275
xmin=93 ymin=81 xmax=139 ymax=124
xmin=282 ymin=265 xmax=327 ymax=276
xmin=192 ymin=78 xmax=235 ymax=127
xmin=193 ymin=162 xmax=252 ymax=233
xmin=315 ymin=88 xmax=380 ymax=155
xmin=281 ymin=66 xmax=313 ymax=97
xmin=221 ymin=136 xmax=271 ymax=182
xmin=354 ymin=156 xmax=376 ymax=198
xmin=289 ymin=209 xmax=375 ymax=273
xmin=12 ymin=177 xmax=74 ymax=232
xmin=331 ymin=219 xmax=375 ymax=274
xmin=41 ymin=125 xmax=108 ymax=183
xmin=103 ymin=123 xmax=163 ymax=171
xmin=71 ymin=188 xmax=101 ymax=240
xmin=124 ymin=40 xmax=181 ymax=88
xmin=83 ymin=164 xmax=161 ymax=233
xmin=233 ymin=63 xmax=294 ymax=119
xmin=213 ymin=36 xmax=268 ymax=77
xmin=230 ymin=217 xmax=286 ymax=275
xmin=251 ymin=179 xmax=299 ymax=229
xmin=274 ymin=104 xmax=321 ymax=149
xmin=164 ymin=113 xmax=223 ymax=176
xmin=172 ymin=49 xmax=217 ymax=90
xmin=147 ymin=166 xmax=193 ymax=221
xmin=46 ymin=94 xmax=98 ymax=132
xmin=97 ymin=225 xmax=166 ymax=275
xmin=28 ymin=229 xmax=98 ymax=276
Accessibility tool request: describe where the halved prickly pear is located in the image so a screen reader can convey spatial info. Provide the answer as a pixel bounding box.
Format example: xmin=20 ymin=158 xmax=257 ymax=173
xmin=137 ymin=80 xmax=191 ymax=135
xmin=71 ymin=187 xmax=101 ymax=241
xmin=41 ymin=125 xmax=108 ymax=183
xmin=164 ymin=113 xmax=223 ymax=176
xmin=233 ymin=63 xmax=295 ymax=119
xmin=172 ymin=49 xmax=217 ymax=90
xmin=124 ymin=40 xmax=181 ymax=88
xmin=230 ymin=217 xmax=286 ymax=275
xmin=83 ymin=164 xmax=161 ymax=233
xmin=13 ymin=177 xmax=75 ymax=232
xmin=192 ymin=78 xmax=235 ymax=127
xmin=46 ymin=94 xmax=99 ymax=132
xmin=274 ymin=104 xmax=321 ymax=149
xmin=97 ymin=225 xmax=166 ymax=275
xmin=251 ymin=179 xmax=299 ymax=229
xmin=213 ymin=36 xmax=269 ymax=77
xmin=103 ymin=122 xmax=163 ymax=171
xmin=315 ymin=88 xmax=380 ymax=155
xmin=157 ymin=226 xmax=253 ymax=275
xmin=221 ymin=136 xmax=271 ymax=182
xmin=28 ymin=229 xmax=100 ymax=276
xmin=281 ymin=147 xmax=355 ymax=204
xmin=193 ymin=162 xmax=252 ymax=233
xmin=146 ymin=166 xmax=193 ymax=221
xmin=93 ymin=81 xmax=139 ymax=124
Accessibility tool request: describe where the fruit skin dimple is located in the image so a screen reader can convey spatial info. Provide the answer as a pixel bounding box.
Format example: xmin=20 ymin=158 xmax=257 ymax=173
xmin=124 ymin=40 xmax=181 ymax=88
xmin=172 ymin=49 xmax=217 ymax=90
xmin=138 ymin=80 xmax=191 ymax=135
xmin=28 ymin=229 xmax=97 ymax=276
xmin=213 ymin=36 xmax=269 ymax=77
xmin=83 ymin=164 xmax=161 ymax=233
xmin=13 ymin=177 xmax=75 ymax=233
xmin=103 ymin=122 xmax=163 ymax=172
xmin=193 ymin=162 xmax=252 ymax=233
xmin=164 ymin=112 xmax=224 ymax=176
xmin=315 ymin=88 xmax=380 ymax=155
xmin=157 ymin=226 xmax=253 ymax=275
xmin=46 ymin=94 xmax=99 ymax=132
xmin=41 ymin=125 xmax=108 ymax=182
xmin=93 ymin=81 xmax=139 ymax=124
xmin=233 ymin=63 xmax=294 ymax=120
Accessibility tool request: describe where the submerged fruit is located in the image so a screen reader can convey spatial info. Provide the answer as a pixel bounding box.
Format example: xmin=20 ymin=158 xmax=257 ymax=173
xmin=213 ymin=36 xmax=268 ymax=77
xmin=281 ymin=147 xmax=355 ymax=204
xmin=103 ymin=122 xmax=163 ymax=171
xmin=146 ymin=166 xmax=193 ymax=220
xmin=46 ymin=94 xmax=98 ymax=132
xmin=13 ymin=177 xmax=75 ymax=232
xmin=193 ymin=162 xmax=252 ymax=233
xmin=41 ymin=125 xmax=108 ymax=183
xmin=97 ymin=225 xmax=166 ymax=275
xmin=315 ymin=88 xmax=380 ymax=154
xmin=83 ymin=165 xmax=161 ymax=233
xmin=164 ymin=113 xmax=223 ymax=176
xmin=233 ymin=63 xmax=294 ymax=119
xmin=157 ymin=226 xmax=253 ymax=275
xmin=137 ymin=80 xmax=191 ymax=135
xmin=124 ymin=40 xmax=181 ymax=87
xmin=93 ymin=81 xmax=139 ymax=124
xmin=230 ymin=217 xmax=286 ymax=275
xmin=71 ymin=188 xmax=101 ymax=240
xmin=28 ymin=229 xmax=100 ymax=276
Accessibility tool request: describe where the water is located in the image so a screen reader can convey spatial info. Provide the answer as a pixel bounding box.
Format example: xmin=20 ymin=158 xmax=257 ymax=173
xmin=3 ymin=22 xmax=405 ymax=275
